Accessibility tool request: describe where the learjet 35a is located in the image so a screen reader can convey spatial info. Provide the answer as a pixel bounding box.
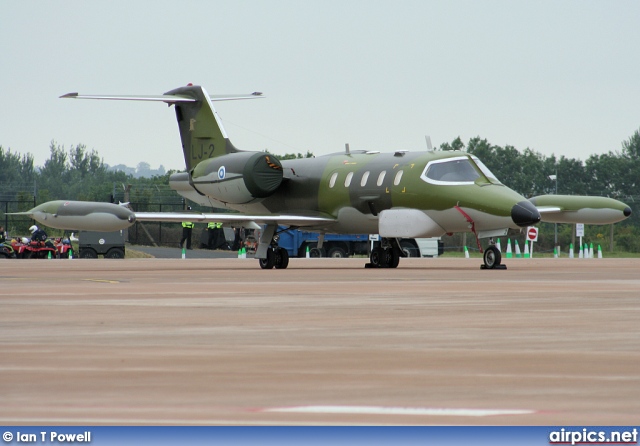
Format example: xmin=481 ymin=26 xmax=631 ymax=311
xmin=22 ymin=84 xmax=631 ymax=269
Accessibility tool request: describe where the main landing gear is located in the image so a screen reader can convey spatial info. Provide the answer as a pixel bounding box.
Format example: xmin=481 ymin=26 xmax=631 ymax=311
xmin=257 ymin=225 xmax=290 ymax=269
xmin=259 ymin=246 xmax=289 ymax=269
xmin=365 ymin=238 xmax=402 ymax=268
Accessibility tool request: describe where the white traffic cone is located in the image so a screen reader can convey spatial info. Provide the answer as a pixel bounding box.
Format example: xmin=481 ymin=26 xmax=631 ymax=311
xmin=514 ymin=240 xmax=521 ymax=258
xmin=523 ymin=242 xmax=530 ymax=259
xmin=496 ymin=238 xmax=501 ymax=252
xmin=464 ymin=245 xmax=470 ymax=259
xmin=597 ymin=244 xmax=603 ymax=259
xmin=569 ymin=243 xmax=574 ymax=259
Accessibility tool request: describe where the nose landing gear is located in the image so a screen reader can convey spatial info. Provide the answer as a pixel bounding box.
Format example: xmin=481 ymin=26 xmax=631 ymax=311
xmin=481 ymin=242 xmax=507 ymax=270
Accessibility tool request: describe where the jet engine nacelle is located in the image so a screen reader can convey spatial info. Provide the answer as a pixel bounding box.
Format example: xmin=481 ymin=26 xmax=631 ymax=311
xmin=190 ymin=152 xmax=284 ymax=204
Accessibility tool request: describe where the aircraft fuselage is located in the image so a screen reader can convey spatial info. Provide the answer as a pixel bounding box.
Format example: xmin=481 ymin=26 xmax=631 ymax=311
xmin=175 ymin=149 xmax=538 ymax=238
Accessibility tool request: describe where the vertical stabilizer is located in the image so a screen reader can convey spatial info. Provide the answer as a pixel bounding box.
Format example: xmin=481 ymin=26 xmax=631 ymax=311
xmin=61 ymin=85 xmax=263 ymax=172
xmin=164 ymin=85 xmax=240 ymax=171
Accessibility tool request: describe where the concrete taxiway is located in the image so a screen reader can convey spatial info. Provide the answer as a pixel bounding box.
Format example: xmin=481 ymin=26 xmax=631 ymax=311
xmin=1 ymin=257 xmax=638 ymax=425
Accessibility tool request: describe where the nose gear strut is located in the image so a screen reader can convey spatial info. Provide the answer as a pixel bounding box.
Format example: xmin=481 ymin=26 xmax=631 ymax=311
xmin=454 ymin=205 xmax=506 ymax=270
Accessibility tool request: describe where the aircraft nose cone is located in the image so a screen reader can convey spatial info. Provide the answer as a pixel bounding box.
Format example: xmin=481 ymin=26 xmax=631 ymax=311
xmin=624 ymin=207 xmax=632 ymax=217
xmin=511 ymin=200 xmax=541 ymax=227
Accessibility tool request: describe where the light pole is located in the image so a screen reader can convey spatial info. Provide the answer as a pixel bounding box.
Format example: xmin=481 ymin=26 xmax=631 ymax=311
xmin=548 ymin=171 xmax=558 ymax=249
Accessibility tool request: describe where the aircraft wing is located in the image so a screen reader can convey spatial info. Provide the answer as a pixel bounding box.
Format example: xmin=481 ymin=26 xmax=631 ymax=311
xmin=134 ymin=212 xmax=335 ymax=229
xmin=9 ymin=200 xmax=335 ymax=232
xmin=529 ymin=195 xmax=631 ymax=225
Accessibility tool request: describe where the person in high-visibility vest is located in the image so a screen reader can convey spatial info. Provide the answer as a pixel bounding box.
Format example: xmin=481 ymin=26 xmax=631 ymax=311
xmin=207 ymin=222 xmax=223 ymax=249
xmin=180 ymin=207 xmax=195 ymax=249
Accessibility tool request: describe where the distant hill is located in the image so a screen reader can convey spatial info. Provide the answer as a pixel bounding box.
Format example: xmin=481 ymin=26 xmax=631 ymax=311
xmin=107 ymin=162 xmax=167 ymax=178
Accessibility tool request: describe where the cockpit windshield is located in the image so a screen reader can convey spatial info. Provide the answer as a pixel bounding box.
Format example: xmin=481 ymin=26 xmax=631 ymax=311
xmin=421 ymin=155 xmax=501 ymax=185
xmin=471 ymin=156 xmax=500 ymax=183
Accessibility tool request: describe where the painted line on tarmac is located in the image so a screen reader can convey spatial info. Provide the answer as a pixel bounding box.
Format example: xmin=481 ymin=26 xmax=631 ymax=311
xmin=262 ymin=405 xmax=535 ymax=417
xmin=82 ymin=278 xmax=121 ymax=284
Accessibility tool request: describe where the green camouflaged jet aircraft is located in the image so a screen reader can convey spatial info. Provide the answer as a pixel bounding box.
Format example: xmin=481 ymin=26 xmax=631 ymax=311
xmin=50 ymin=84 xmax=631 ymax=269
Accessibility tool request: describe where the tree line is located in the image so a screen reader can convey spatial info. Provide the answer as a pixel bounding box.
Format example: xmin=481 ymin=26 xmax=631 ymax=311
xmin=1 ymin=129 xmax=639 ymax=250
xmin=0 ymin=141 xmax=177 ymax=205
xmin=441 ymin=129 xmax=640 ymax=252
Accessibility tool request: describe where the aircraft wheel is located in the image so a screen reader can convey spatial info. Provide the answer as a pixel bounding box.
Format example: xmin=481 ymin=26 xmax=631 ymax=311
xmin=370 ymin=247 xmax=383 ymax=267
xmin=387 ymin=248 xmax=400 ymax=268
xmin=483 ymin=245 xmax=502 ymax=269
xmin=259 ymin=248 xmax=275 ymax=269
xmin=274 ymin=247 xmax=289 ymax=269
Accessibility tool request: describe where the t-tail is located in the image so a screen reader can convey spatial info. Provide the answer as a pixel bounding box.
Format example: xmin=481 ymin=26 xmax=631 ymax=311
xmin=62 ymin=85 xmax=283 ymax=207
xmin=60 ymin=84 xmax=263 ymax=171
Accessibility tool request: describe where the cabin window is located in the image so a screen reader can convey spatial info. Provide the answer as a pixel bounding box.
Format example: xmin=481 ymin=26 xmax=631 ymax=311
xmin=361 ymin=171 xmax=370 ymax=187
xmin=377 ymin=171 xmax=386 ymax=187
xmin=329 ymin=172 xmax=338 ymax=188
xmin=344 ymin=172 xmax=354 ymax=187
xmin=421 ymin=156 xmax=481 ymax=185
xmin=394 ymin=170 xmax=403 ymax=186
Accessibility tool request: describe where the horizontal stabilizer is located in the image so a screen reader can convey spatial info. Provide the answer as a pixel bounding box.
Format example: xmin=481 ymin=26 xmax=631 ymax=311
xmin=60 ymin=91 xmax=263 ymax=103
xmin=59 ymin=93 xmax=195 ymax=103
xmin=210 ymin=92 xmax=264 ymax=101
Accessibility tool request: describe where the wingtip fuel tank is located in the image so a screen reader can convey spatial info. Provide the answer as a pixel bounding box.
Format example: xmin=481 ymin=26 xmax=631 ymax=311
xmin=10 ymin=200 xmax=136 ymax=232
xmin=530 ymin=195 xmax=631 ymax=225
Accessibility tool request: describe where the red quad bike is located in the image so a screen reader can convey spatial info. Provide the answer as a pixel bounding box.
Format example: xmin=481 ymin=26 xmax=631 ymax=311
xmin=54 ymin=238 xmax=73 ymax=259
xmin=19 ymin=240 xmax=59 ymax=259
xmin=0 ymin=242 xmax=15 ymax=259
xmin=10 ymin=239 xmax=29 ymax=259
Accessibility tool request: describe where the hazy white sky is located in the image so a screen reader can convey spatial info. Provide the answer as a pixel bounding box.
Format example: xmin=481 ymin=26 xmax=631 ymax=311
xmin=2 ymin=1 xmax=639 ymax=171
